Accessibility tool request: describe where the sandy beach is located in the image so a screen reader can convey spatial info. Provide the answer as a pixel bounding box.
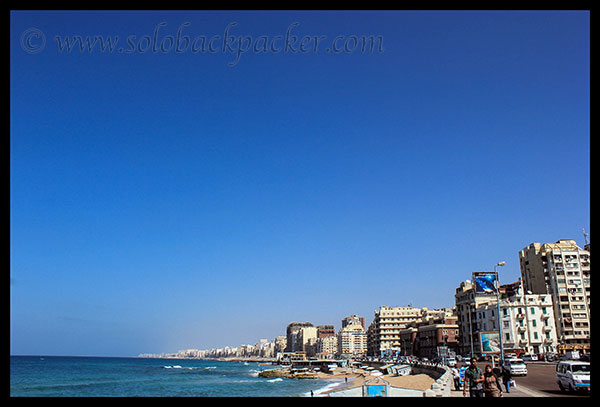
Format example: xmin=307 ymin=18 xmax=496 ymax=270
xmin=261 ymin=366 xmax=435 ymax=395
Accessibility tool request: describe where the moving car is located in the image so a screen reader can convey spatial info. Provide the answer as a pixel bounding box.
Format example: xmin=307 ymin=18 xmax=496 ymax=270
xmin=521 ymin=354 xmax=538 ymax=362
xmin=504 ymin=358 xmax=527 ymax=376
xmin=556 ymin=360 xmax=590 ymax=393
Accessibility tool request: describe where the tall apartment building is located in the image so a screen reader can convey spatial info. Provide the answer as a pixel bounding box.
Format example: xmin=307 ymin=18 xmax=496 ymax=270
xmin=338 ymin=319 xmax=367 ymax=358
xmin=519 ymin=240 xmax=590 ymax=354
xmin=297 ymin=326 xmax=318 ymax=357
xmin=366 ymin=305 xmax=450 ymax=357
xmin=342 ymin=315 xmax=365 ymax=330
xmin=316 ymin=325 xmax=335 ymax=338
xmin=285 ymin=322 xmax=314 ymax=353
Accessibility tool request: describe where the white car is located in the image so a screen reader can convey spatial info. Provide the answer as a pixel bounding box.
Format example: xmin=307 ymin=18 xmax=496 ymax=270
xmin=556 ymin=360 xmax=590 ymax=393
xmin=521 ymin=354 xmax=538 ymax=362
xmin=504 ymin=358 xmax=527 ymax=376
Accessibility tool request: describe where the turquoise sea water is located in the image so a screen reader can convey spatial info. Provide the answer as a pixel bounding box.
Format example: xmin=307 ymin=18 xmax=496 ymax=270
xmin=10 ymin=356 xmax=342 ymax=397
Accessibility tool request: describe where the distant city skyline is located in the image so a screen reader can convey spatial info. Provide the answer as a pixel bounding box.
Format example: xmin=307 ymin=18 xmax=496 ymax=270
xmin=11 ymin=10 xmax=589 ymax=357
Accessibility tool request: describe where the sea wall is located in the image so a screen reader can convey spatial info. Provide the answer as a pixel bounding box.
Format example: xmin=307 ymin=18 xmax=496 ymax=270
xmin=413 ymin=364 xmax=452 ymax=397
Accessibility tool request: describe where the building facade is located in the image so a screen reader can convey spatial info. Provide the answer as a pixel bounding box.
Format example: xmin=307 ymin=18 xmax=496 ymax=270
xmin=474 ymin=287 xmax=558 ymax=356
xmin=367 ymin=305 xmax=454 ymax=357
xmin=342 ymin=315 xmax=365 ymax=330
xmin=520 ymin=240 xmax=590 ymax=354
xmin=455 ymin=280 xmax=498 ymax=356
xmin=316 ymin=335 xmax=338 ymax=358
xmin=338 ymin=320 xmax=367 ymax=358
xmin=285 ymin=322 xmax=314 ymax=353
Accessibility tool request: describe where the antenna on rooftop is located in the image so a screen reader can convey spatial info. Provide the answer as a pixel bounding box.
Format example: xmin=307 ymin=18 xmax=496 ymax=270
xmin=583 ymin=228 xmax=589 ymax=245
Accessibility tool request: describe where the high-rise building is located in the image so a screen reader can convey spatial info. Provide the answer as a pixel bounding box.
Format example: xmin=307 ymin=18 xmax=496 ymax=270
xmin=519 ymin=240 xmax=590 ymax=355
xmin=342 ymin=315 xmax=365 ymax=330
xmin=366 ymin=305 xmax=436 ymax=357
xmin=285 ymin=322 xmax=314 ymax=353
xmin=338 ymin=319 xmax=367 ymax=358
xmin=316 ymin=325 xmax=335 ymax=338
xmin=297 ymin=326 xmax=318 ymax=357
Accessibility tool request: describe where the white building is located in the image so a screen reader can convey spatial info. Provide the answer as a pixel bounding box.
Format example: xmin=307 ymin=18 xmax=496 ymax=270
xmin=316 ymin=335 xmax=338 ymax=358
xmin=338 ymin=321 xmax=367 ymax=358
xmin=474 ymin=285 xmax=558 ymax=356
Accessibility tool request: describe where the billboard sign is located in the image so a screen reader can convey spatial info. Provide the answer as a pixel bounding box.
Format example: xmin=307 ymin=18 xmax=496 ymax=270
xmin=472 ymin=272 xmax=498 ymax=295
xmin=480 ymin=331 xmax=501 ymax=354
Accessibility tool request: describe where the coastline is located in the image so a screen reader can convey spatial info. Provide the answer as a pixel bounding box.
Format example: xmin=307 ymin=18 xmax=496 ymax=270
xmin=257 ymin=365 xmax=436 ymax=396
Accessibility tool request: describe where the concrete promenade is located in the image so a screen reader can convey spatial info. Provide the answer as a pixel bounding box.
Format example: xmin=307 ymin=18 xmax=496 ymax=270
xmin=450 ymin=382 xmax=547 ymax=397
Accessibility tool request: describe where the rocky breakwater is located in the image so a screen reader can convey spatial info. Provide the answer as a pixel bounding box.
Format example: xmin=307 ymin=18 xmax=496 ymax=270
xmin=258 ymin=367 xmax=319 ymax=379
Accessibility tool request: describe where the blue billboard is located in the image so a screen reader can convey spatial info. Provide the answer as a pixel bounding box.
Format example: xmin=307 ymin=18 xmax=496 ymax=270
xmin=472 ymin=272 xmax=497 ymax=295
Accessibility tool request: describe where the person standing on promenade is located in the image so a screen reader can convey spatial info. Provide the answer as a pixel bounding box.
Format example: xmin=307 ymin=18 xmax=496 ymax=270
xmin=451 ymin=366 xmax=461 ymax=390
xmin=483 ymin=365 xmax=503 ymax=397
xmin=463 ymin=358 xmax=484 ymax=397
xmin=501 ymin=364 xmax=512 ymax=393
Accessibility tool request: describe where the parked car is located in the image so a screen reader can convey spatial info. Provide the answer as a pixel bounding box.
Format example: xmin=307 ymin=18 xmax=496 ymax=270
xmin=504 ymin=358 xmax=527 ymax=376
xmin=446 ymin=357 xmax=457 ymax=367
xmin=556 ymin=360 xmax=590 ymax=393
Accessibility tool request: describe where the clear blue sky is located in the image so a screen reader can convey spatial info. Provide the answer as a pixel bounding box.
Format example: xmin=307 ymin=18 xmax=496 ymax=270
xmin=11 ymin=10 xmax=589 ymax=357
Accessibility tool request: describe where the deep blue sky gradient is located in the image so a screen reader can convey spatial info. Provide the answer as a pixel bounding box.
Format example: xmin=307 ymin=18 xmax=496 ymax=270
xmin=11 ymin=10 xmax=589 ymax=357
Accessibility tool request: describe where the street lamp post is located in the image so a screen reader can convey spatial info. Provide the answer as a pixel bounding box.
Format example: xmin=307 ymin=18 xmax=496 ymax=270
xmin=495 ymin=261 xmax=506 ymax=366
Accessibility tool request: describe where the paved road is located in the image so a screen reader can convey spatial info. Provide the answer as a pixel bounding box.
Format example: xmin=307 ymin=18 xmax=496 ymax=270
xmin=514 ymin=362 xmax=590 ymax=397
xmin=456 ymin=361 xmax=590 ymax=397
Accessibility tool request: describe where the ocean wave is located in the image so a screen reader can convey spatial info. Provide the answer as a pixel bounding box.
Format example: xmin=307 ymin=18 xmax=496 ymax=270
xmin=305 ymin=380 xmax=345 ymax=396
xmin=267 ymin=378 xmax=283 ymax=383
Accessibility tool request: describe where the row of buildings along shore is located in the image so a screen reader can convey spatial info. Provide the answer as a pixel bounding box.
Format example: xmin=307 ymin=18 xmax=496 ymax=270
xmin=139 ymin=238 xmax=590 ymax=361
